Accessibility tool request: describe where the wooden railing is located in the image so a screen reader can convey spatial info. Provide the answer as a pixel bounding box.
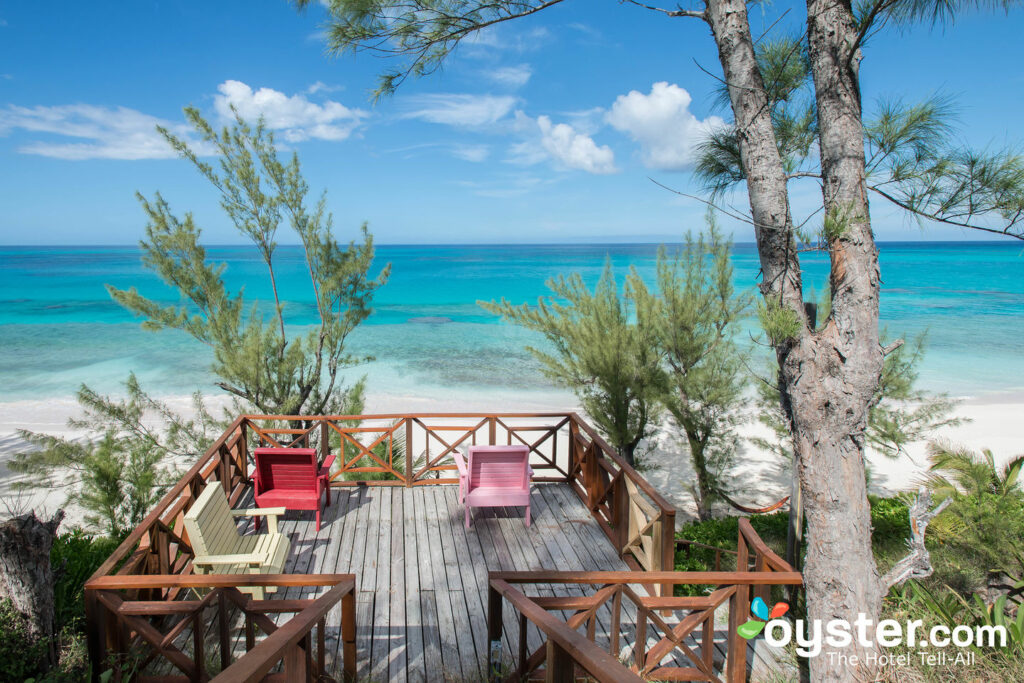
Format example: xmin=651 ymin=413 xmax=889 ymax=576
xmin=84 ymin=412 xmax=677 ymax=681
xmin=84 ymin=573 xmax=356 ymax=682
xmin=243 ymin=412 xmax=677 ymax=577
xmin=486 ymin=520 xmax=802 ymax=683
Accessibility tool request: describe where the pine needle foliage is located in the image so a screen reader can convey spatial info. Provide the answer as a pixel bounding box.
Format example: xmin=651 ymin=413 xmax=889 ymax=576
xmin=754 ymin=333 xmax=962 ymax=463
xmin=10 ymin=374 xmax=216 ymax=536
xmin=628 ymin=221 xmax=752 ymax=520
xmin=696 ymin=38 xmax=1024 ymax=240
xmin=479 ymin=260 xmax=662 ymax=465
xmin=108 ymin=108 xmax=390 ymax=417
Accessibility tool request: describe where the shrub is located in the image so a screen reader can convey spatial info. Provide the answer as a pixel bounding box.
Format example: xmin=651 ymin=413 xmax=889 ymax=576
xmin=0 ymin=599 xmax=48 ymax=682
xmin=52 ymin=530 xmax=123 ymax=630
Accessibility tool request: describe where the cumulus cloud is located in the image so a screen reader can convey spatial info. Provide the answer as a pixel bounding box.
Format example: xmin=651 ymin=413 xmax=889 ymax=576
xmin=606 ymin=82 xmax=725 ymax=171
xmin=400 ymin=94 xmax=518 ymax=127
xmin=0 ymin=104 xmax=197 ymax=160
xmin=509 ymin=111 xmax=616 ymax=174
xmin=214 ymin=80 xmax=366 ymax=142
xmin=484 ymin=64 xmax=532 ymax=88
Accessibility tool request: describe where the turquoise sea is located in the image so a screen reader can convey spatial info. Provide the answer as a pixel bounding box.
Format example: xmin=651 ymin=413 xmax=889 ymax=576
xmin=1 ymin=242 xmax=1022 ymax=404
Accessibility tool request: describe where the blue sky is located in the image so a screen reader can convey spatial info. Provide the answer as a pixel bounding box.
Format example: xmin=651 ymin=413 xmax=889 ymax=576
xmin=1 ymin=1 xmax=1022 ymax=245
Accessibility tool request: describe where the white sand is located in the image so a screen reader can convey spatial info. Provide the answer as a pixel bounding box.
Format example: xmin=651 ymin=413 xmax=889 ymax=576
xmin=0 ymin=389 xmax=1020 ymax=528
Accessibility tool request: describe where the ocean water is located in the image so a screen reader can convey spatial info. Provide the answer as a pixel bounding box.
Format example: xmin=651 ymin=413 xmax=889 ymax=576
xmin=1 ymin=242 xmax=1022 ymax=404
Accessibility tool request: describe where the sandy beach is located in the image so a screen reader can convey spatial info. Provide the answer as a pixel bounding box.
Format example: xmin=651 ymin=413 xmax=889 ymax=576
xmin=1 ymin=388 xmax=1020 ymax=529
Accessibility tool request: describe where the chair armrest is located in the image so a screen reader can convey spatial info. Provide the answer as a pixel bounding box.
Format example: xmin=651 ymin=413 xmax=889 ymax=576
xmin=527 ymin=466 xmax=534 ymax=479
xmin=194 ymin=552 xmax=266 ymax=566
xmin=452 ymin=449 xmax=467 ymax=478
xmin=232 ymin=507 xmax=286 ymax=534
xmin=231 ymin=507 xmax=287 ymax=517
xmin=320 ymin=453 xmax=336 ymax=472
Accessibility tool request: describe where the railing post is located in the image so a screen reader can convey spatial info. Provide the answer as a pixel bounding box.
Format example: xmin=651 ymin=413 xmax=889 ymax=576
xmin=342 ymin=588 xmax=357 ymax=682
xmin=218 ymin=590 xmax=231 ymax=672
xmin=405 ymin=418 xmax=414 ymax=486
xmin=612 ymin=476 xmax=628 ymax=552
xmin=85 ymin=589 xmax=106 ymax=683
xmin=320 ymin=419 xmax=329 ymax=466
xmin=727 ymin=583 xmax=750 ymax=683
xmin=661 ymin=509 xmax=676 ymax=601
xmin=489 ymin=416 xmax=497 ymax=445
xmin=239 ymin=420 xmax=249 ymax=483
xmin=487 ymin=583 xmax=503 ymax=681
xmin=283 ymin=639 xmax=308 ymax=682
xmin=727 ymin=526 xmax=752 ymax=683
xmin=568 ymin=416 xmax=579 ymax=483
xmin=545 ymin=640 xmax=574 ymax=683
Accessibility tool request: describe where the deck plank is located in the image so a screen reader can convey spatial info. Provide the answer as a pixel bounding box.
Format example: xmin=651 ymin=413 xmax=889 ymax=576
xmin=211 ymin=482 xmax=792 ymax=682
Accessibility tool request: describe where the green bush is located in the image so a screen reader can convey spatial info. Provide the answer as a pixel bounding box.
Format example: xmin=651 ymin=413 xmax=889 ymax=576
xmin=0 ymin=599 xmax=48 ymax=682
xmin=52 ymin=530 xmax=123 ymax=630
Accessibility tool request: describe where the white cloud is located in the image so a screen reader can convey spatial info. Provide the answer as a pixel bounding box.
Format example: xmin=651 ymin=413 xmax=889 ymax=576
xmin=606 ymin=82 xmax=725 ymax=171
xmin=483 ymin=64 xmax=532 ymax=89
xmin=214 ymin=80 xmax=366 ymax=142
xmin=0 ymin=104 xmax=197 ymax=160
xmin=451 ymin=144 xmax=490 ymax=162
xmin=508 ymin=111 xmax=616 ymax=175
xmin=400 ymin=94 xmax=518 ymax=127
xmin=306 ymin=81 xmax=342 ymax=95
xmin=537 ymin=116 xmax=617 ymax=174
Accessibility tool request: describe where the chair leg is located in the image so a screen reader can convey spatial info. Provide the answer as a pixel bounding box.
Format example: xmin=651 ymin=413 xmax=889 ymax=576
xmin=465 ymin=506 xmax=471 ymax=529
xmin=525 ymin=502 xmax=531 ymax=527
xmin=254 ymin=515 xmax=261 ymax=532
xmin=316 ymin=509 xmax=322 ymax=531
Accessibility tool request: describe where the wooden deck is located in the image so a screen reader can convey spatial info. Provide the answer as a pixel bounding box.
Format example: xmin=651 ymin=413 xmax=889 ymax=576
xmin=270 ymin=483 xmax=626 ymax=681
xmin=256 ymin=483 xmax=794 ymax=682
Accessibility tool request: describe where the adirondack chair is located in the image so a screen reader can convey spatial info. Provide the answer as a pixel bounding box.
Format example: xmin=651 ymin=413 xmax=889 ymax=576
xmin=182 ymin=482 xmax=289 ymax=600
xmin=252 ymin=447 xmax=335 ymax=531
xmin=453 ymin=445 xmax=533 ymax=528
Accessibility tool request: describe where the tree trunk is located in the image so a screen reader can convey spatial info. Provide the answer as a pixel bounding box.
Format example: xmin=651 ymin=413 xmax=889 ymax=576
xmin=688 ymin=436 xmax=713 ymax=521
xmin=790 ymin=0 xmax=885 ymax=680
xmin=0 ymin=509 xmax=64 ymax=671
xmin=704 ymin=0 xmax=884 ymax=679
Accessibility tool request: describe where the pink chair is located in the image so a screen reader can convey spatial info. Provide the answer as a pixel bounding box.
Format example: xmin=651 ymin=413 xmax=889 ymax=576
xmin=252 ymin=447 xmax=335 ymax=531
xmin=453 ymin=445 xmax=533 ymax=528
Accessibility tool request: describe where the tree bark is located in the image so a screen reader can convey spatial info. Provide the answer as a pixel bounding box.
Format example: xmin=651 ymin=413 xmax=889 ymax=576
xmin=704 ymin=0 xmax=885 ymax=679
xmin=704 ymin=0 xmax=803 ymax=312
xmin=790 ymin=0 xmax=885 ymax=679
xmin=0 ymin=509 xmax=64 ymax=671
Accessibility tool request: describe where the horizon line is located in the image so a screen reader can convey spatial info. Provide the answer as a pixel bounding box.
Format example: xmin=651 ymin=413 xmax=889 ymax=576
xmin=0 ymin=239 xmax=1018 ymax=248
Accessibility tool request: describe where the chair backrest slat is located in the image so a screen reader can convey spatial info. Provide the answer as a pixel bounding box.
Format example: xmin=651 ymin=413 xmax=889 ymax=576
xmin=255 ymin=447 xmax=318 ymax=491
xmin=467 ymin=446 xmax=530 ymax=492
xmin=184 ymin=482 xmax=241 ymax=556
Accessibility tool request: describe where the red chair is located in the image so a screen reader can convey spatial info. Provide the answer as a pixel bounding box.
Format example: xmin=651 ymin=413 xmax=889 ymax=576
xmin=252 ymin=447 xmax=335 ymax=531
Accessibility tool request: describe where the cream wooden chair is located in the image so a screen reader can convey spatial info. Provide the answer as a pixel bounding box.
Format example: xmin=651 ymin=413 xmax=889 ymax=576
xmin=183 ymin=482 xmax=289 ymax=599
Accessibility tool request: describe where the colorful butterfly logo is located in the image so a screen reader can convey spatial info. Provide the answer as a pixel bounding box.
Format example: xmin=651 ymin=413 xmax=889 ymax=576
xmin=736 ymin=597 xmax=789 ymax=639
